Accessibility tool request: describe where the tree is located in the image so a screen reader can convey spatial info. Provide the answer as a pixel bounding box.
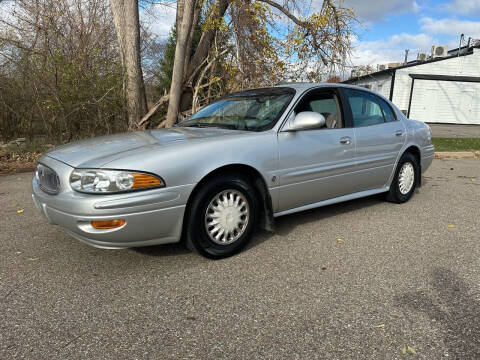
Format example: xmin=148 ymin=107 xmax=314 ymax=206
xmin=157 ymin=30 xmax=177 ymax=96
xmin=165 ymin=0 xmax=197 ymax=127
xmin=143 ymin=0 xmax=356 ymax=128
xmin=349 ymin=64 xmax=374 ymax=80
xmin=326 ymin=76 xmax=341 ymax=83
xmin=109 ymin=0 xmax=148 ymax=130
xmin=0 ymin=0 xmax=127 ymax=142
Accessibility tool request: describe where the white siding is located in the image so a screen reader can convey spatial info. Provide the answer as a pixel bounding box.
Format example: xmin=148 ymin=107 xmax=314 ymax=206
xmin=392 ymin=48 xmax=480 ymax=114
xmin=350 ymin=73 xmax=393 ymax=99
xmin=409 ymin=80 xmax=480 ymax=124
xmin=349 ymin=48 xmax=480 ymax=124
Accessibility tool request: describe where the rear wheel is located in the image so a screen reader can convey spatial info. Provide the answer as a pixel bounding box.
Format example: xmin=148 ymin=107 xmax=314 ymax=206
xmin=386 ymin=152 xmax=419 ymax=203
xmin=184 ymin=174 xmax=258 ymax=259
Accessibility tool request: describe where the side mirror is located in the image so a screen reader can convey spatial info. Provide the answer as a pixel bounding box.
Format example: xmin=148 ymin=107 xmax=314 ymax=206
xmin=287 ymin=111 xmax=326 ymax=131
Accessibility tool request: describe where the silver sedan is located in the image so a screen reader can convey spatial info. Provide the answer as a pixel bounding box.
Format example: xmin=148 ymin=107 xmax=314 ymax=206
xmin=32 ymin=83 xmax=434 ymax=258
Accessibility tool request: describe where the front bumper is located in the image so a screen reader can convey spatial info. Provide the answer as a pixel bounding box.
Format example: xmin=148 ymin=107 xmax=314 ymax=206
xmin=32 ymin=157 xmax=194 ymax=249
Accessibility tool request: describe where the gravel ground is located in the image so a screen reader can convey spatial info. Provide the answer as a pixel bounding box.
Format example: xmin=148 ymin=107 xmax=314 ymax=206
xmin=1 ymin=159 xmax=479 ymax=360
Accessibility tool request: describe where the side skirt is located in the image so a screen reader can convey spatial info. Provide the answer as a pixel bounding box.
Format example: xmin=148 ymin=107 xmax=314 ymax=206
xmin=273 ymin=187 xmax=389 ymax=217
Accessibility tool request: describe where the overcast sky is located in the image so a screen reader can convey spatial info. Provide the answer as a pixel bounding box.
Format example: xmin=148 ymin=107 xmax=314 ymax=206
xmin=142 ymin=0 xmax=480 ymax=68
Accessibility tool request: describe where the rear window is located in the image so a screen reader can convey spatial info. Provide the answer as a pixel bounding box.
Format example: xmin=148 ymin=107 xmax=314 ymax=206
xmin=378 ymin=98 xmax=396 ymax=122
xmin=344 ymin=89 xmax=396 ymax=127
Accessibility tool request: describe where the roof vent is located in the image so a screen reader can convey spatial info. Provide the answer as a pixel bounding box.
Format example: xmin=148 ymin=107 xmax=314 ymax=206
xmin=377 ymin=64 xmax=388 ymax=71
xmin=431 ymin=45 xmax=448 ymax=58
xmin=417 ymin=53 xmax=429 ymax=61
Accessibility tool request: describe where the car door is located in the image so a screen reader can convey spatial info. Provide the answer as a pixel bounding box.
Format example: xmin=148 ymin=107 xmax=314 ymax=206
xmin=276 ymin=88 xmax=356 ymax=212
xmin=341 ymin=88 xmax=406 ymax=192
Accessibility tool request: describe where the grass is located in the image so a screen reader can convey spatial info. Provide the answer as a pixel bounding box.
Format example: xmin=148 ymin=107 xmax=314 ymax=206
xmin=432 ymin=137 xmax=480 ymax=152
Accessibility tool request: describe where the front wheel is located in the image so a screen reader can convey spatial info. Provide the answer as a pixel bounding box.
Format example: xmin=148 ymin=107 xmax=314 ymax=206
xmin=386 ymin=152 xmax=419 ymax=203
xmin=184 ymin=174 xmax=258 ymax=259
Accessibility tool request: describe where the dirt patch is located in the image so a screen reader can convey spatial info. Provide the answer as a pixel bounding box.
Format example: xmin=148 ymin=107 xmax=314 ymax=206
xmin=0 ymin=152 xmax=40 ymax=176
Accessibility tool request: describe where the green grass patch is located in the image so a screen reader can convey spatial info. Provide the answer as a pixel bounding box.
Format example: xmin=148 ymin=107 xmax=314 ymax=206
xmin=432 ymin=137 xmax=480 ymax=152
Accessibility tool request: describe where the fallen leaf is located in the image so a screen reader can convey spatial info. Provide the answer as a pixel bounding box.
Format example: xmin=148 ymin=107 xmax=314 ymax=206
xmin=407 ymin=345 xmax=417 ymax=354
xmin=402 ymin=346 xmax=407 ymax=355
xmin=15 ymin=251 xmax=22 ymax=254
xmin=447 ymin=224 xmax=455 ymax=228
xmin=28 ymin=258 xmax=39 ymax=261
xmin=472 ymin=179 xmax=476 ymax=182
xmin=186 ymin=316 xmax=196 ymax=321
xmin=16 ymin=209 xmax=24 ymax=214
xmin=337 ymin=238 xmax=344 ymax=245
xmin=375 ymin=324 xmax=385 ymax=328
xmin=11 ymin=202 xmax=18 ymax=207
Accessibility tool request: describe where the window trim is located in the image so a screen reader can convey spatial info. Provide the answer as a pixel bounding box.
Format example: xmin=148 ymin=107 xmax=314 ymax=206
xmin=279 ymin=87 xmax=350 ymax=132
xmin=377 ymin=96 xmax=398 ymax=122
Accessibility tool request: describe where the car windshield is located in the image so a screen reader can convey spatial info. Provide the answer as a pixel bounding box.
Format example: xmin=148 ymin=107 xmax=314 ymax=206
xmin=178 ymin=88 xmax=295 ymax=131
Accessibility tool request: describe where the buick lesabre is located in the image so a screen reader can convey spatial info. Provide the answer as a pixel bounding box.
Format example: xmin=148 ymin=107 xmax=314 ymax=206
xmin=32 ymin=83 xmax=434 ymax=258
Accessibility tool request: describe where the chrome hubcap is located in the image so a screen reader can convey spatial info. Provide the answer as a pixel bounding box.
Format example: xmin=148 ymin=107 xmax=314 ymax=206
xmin=398 ymin=162 xmax=415 ymax=195
xmin=205 ymin=189 xmax=249 ymax=245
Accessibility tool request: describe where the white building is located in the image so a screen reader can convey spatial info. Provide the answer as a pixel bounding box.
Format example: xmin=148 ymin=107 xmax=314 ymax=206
xmin=344 ymin=44 xmax=480 ymax=125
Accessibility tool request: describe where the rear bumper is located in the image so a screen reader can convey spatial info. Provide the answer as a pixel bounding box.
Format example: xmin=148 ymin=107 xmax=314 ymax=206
xmin=421 ymin=145 xmax=435 ymax=173
xmin=31 ymin=159 xmax=194 ymax=249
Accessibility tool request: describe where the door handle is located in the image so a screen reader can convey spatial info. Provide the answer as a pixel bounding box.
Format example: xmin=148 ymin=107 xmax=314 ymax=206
xmin=395 ymin=130 xmax=403 ymax=136
xmin=339 ymin=137 xmax=351 ymax=145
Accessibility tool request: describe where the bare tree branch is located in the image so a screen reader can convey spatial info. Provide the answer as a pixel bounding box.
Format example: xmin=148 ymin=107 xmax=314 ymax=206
xmin=256 ymin=0 xmax=309 ymax=27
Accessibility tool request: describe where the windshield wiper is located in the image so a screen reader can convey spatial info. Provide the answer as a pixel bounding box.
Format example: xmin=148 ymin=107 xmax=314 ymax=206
xmin=181 ymin=123 xmax=239 ymax=130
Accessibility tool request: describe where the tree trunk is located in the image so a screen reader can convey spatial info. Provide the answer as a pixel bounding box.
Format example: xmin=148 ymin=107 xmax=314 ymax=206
xmin=186 ymin=0 xmax=230 ymax=79
xmin=165 ymin=0 xmax=196 ymax=127
xmin=176 ymin=0 xmax=185 ymax=34
xmin=139 ymin=0 xmax=231 ymax=126
xmin=109 ymin=0 xmax=147 ymax=130
xmin=183 ymin=2 xmax=202 ymax=77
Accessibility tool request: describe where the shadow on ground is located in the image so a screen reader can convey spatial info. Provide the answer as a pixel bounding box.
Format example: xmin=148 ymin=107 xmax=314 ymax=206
xmin=133 ymin=193 xmax=385 ymax=258
xmin=131 ymin=242 xmax=190 ymax=257
xmin=249 ymin=194 xmax=385 ymax=251
xmin=126 ymin=175 xmax=436 ymax=260
xmin=396 ymin=268 xmax=480 ymax=358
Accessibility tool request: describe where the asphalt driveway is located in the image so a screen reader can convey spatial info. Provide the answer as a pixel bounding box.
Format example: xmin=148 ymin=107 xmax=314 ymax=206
xmin=1 ymin=159 xmax=479 ymax=359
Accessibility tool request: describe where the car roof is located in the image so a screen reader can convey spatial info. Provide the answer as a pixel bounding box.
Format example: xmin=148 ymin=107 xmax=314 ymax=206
xmin=273 ymin=82 xmax=393 ymax=102
xmin=274 ymin=82 xmax=370 ymax=91
xmin=224 ymin=82 xmax=393 ymax=104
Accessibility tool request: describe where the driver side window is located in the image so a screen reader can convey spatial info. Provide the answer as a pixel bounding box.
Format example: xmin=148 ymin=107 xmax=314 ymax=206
xmin=295 ymin=91 xmax=343 ymax=129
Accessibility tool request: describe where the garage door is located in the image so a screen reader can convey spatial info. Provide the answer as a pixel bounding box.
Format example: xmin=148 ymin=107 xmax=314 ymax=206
xmin=409 ymin=80 xmax=480 ymax=124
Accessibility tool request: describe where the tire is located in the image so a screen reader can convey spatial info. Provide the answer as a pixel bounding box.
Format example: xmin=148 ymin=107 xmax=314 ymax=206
xmin=184 ymin=174 xmax=259 ymax=259
xmin=386 ymin=152 xmax=419 ymax=203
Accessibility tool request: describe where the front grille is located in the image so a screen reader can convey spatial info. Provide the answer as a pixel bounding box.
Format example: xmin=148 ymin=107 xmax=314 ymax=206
xmin=36 ymin=164 xmax=60 ymax=194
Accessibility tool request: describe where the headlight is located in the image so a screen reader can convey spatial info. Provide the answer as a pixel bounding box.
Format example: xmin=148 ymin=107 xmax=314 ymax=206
xmin=70 ymin=169 xmax=164 ymax=193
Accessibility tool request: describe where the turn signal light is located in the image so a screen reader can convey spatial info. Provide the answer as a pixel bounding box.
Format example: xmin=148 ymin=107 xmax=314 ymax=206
xmin=91 ymin=219 xmax=126 ymax=230
xmin=132 ymin=173 xmax=163 ymax=189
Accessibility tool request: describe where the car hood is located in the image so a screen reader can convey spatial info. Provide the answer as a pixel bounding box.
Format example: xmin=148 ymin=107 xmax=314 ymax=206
xmin=44 ymin=127 xmax=246 ymax=168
